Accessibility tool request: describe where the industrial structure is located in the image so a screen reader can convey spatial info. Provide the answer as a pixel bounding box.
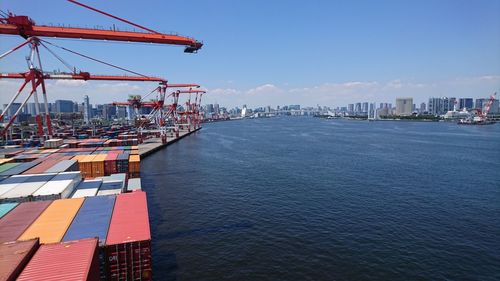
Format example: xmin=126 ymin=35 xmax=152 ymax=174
xmin=0 ymin=0 xmax=205 ymax=141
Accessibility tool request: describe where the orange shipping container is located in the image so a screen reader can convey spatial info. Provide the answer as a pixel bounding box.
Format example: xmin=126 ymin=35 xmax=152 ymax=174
xmin=128 ymin=155 xmax=140 ymax=174
xmin=18 ymin=198 xmax=85 ymax=244
xmin=79 ymin=155 xmax=96 ymax=178
xmin=91 ymin=154 xmax=107 ymax=178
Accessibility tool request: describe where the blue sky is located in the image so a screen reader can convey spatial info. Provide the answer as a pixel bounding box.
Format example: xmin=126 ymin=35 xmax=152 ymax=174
xmin=1 ymin=0 xmax=499 ymax=108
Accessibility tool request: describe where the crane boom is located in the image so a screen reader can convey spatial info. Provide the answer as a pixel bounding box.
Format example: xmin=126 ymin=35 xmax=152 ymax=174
xmin=0 ymin=22 xmax=202 ymax=52
xmin=0 ymin=72 xmax=165 ymax=82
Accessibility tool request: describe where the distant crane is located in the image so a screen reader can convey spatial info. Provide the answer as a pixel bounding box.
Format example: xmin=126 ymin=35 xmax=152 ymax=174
xmin=112 ymin=84 xmax=201 ymax=143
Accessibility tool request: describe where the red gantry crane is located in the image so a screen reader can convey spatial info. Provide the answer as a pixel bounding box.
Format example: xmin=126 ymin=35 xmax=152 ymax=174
xmin=0 ymin=0 xmax=203 ymax=52
xmin=113 ymin=83 xmax=200 ymax=143
xmin=176 ymin=89 xmax=206 ymax=133
xmin=0 ymin=0 xmax=203 ymax=140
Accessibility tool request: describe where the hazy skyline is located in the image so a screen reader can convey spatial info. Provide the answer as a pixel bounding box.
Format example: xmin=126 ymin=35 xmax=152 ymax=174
xmin=0 ymin=0 xmax=499 ymax=108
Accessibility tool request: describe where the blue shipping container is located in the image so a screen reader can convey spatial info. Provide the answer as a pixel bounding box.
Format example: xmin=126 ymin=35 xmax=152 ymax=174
xmin=0 ymin=202 xmax=18 ymax=218
xmin=63 ymin=195 xmax=116 ymax=246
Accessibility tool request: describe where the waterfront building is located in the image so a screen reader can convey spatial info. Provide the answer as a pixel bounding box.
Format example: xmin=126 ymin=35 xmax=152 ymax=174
xmin=442 ymin=97 xmax=456 ymax=113
xmin=354 ymin=103 xmax=362 ymax=114
xmin=428 ymin=97 xmax=443 ymax=115
xmin=420 ymin=102 xmax=426 ymax=113
xmin=362 ymin=102 xmax=369 ymax=114
xmin=458 ymin=98 xmax=473 ymax=110
xmin=395 ymin=97 xmax=413 ymax=116
xmin=347 ymin=104 xmax=354 ymax=113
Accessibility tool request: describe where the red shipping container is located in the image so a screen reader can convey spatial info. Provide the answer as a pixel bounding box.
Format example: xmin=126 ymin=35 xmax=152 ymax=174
xmin=105 ymin=191 xmax=151 ymax=281
xmin=0 ymin=200 xmax=52 ymax=243
xmin=104 ymin=153 xmax=118 ymax=176
xmin=0 ymin=239 xmax=39 ymax=281
xmin=17 ymin=238 xmax=100 ymax=281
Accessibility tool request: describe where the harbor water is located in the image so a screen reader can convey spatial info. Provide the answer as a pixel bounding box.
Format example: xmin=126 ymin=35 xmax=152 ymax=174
xmin=142 ymin=118 xmax=500 ymax=281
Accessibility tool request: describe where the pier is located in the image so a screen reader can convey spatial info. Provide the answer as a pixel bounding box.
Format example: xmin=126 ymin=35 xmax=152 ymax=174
xmin=138 ymin=127 xmax=202 ymax=159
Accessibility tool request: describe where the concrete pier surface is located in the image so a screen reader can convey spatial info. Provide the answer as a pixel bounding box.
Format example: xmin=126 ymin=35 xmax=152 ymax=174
xmin=138 ymin=127 xmax=201 ymax=159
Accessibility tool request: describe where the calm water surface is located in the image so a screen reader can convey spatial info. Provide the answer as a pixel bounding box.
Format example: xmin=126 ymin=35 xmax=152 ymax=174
xmin=142 ymin=118 xmax=500 ymax=281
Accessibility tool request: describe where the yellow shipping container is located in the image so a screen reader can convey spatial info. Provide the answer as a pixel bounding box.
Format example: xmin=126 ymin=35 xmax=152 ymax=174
xmin=91 ymin=154 xmax=107 ymax=177
xmin=0 ymin=158 xmax=14 ymax=165
xmin=18 ymin=198 xmax=84 ymax=244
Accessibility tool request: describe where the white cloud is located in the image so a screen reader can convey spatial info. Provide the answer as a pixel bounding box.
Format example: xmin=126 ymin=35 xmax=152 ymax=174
xmin=0 ymin=75 xmax=498 ymax=108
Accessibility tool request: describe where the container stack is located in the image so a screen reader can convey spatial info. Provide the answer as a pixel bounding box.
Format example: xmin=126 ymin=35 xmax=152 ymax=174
xmin=0 ymin=143 xmax=148 ymax=280
xmin=0 ymin=191 xmax=150 ymax=281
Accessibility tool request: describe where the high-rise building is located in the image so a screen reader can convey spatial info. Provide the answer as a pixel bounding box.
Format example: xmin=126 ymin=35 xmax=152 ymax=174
xmin=55 ymin=100 xmax=74 ymax=113
xmin=354 ymin=103 xmax=362 ymax=113
xmin=347 ymin=104 xmax=354 ymax=113
xmin=428 ymin=98 xmax=443 ymax=115
xmin=83 ymin=95 xmax=91 ymax=124
xmin=3 ymin=103 xmax=22 ymax=123
xmin=206 ymin=104 xmax=214 ymax=113
xmin=459 ymin=98 xmax=473 ymax=110
xmin=420 ymin=102 xmax=426 ymax=113
xmin=24 ymin=103 xmax=36 ymax=116
xmin=214 ymin=104 xmax=220 ymax=114
xmin=362 ymin=102 xmax=369 ymax=113
xmin=116 ymin=106 xmax=127 ymax=119
xmin=442 ymin=97 xmax=456 ymax=113
xmin=395 ymin=97 xmax=413 ymax=116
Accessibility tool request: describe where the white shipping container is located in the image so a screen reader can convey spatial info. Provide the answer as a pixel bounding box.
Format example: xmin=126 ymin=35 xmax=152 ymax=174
xmin=96 ymin=189 xmax=121 ymax=196
xmin=107 ymin=173 xmax=127 ymax=191
xmin=0 ymin=173 xmax=56 ymax=203
xmin=0 ymin=176 xmax=29 ymax=197
xmin=127 ymin=178 xmax=142 ymax=191
xmin=44 ymin=138 xmax=64 ymax=148
xmin=71 ymin=179 xmax=102 ymax=198
xmin=32 ymin=171 xmax=82 ymax=201
xmin=71 ymin=188 xmax=99 ymax=198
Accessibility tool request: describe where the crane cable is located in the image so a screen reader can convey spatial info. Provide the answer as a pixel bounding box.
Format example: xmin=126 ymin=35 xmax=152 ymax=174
xmin=39 ymin=39 xmax=151 ymax=78
xmin=38 ymin=41 xmax=76 ymax=73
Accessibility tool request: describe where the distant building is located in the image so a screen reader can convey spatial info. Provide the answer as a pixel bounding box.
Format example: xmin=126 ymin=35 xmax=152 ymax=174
xmin=442 ymin=97 xmax=456 ymax=113
xmin=395 ymin=97 xmax=413 ymax=116
xmin=55 ymin=100 xmax=74 ymax=113
xmin=458 ymin=98 xmax=473 ymax=110
xmin=362 ymin=102 xmax=369 ymax=113
xmin=116 ymin=106 xmax=127 ymax=119
xmin=428 ymin=98 xmax=443 ymax=115
xmin=347 ymin=104 xmax=354 ymax=113
xmin=420 ymin=102 xmax=426 ymax=113
xmin=83 ymin=95 xmax=91 ymax=124
xmin=476 ymin=98 xmax=500 ymax=114
xmin=354 ymin=103 xmax=362 ymax=114
xmin=3 ymin=103 xmax=22 ymax=123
